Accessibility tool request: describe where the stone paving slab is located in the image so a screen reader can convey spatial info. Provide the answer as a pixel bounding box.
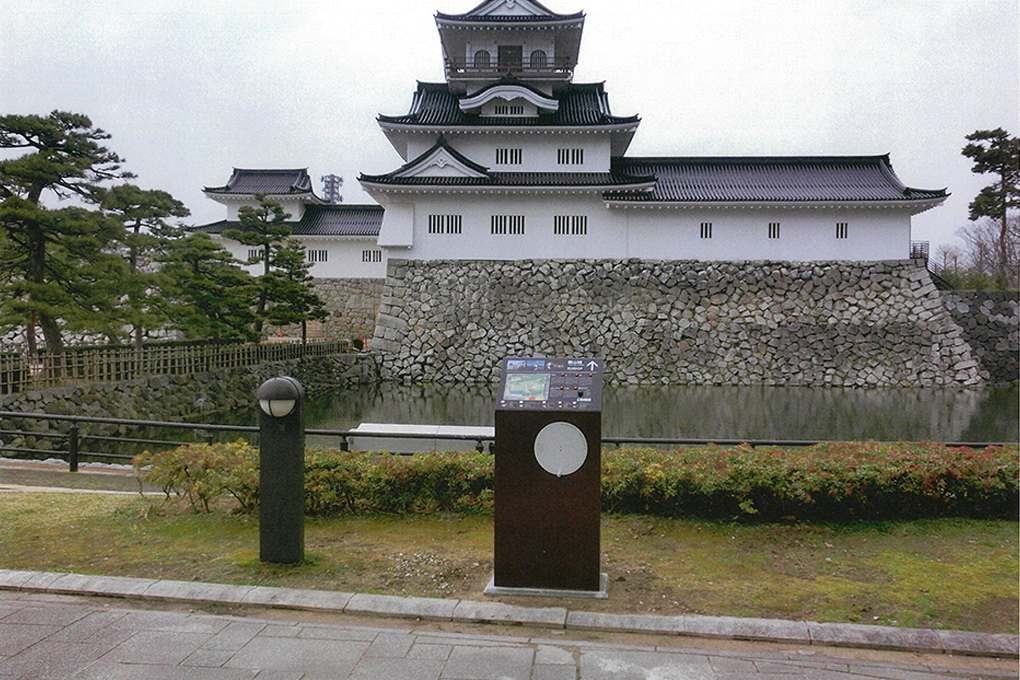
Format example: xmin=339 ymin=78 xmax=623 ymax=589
xmin=807 ymin=621 xmax=943 ymax=653
xmin=45 ymin=572 xmax=155 ymax=598
xmin=937 ymin=629 xmax=1020 ymax=658
xmin=344 ymin=592 xmax=458 ymax=621
xmin=686 ymin=615 xmax=812 ymax=645
xmin=142 ymin=579 xmax=255 ymax=605
xmin=0 ymin=569 xmax=1016 ymax=660
xmin=567 ymin=610 xmax=682 ymax=635
xmin=453 ymin=600 xmax=567 ymax=628
xmin=241 ymin=585 xmax=354 ymax=611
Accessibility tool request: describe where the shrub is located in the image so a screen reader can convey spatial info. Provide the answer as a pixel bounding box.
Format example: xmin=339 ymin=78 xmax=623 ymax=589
xmin=601 ymin=442 xmax=1019 ymax=521
xmin=133 ymin=440 xmax=258 ymax=513
xmin=134 ymin=441 xmax=1018 ymax=521
xmin=305 ymin=449 xmax=493 ymax=515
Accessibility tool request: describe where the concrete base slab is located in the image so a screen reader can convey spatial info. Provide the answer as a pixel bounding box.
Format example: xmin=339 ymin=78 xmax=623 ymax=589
xmin=483 ymin=573 xmax=609 ymax=600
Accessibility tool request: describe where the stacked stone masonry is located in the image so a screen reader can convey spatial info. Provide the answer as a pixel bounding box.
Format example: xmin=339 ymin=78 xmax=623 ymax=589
xmin=371 ymin=259 xmax=1008 ymax=387
xmin=312 ymin=278 xmax=385 ymax=344
xmin=940 ymin=291 xmax=1019 ymax=387
xmin=0 ymin=354 xmax=378 ymax=450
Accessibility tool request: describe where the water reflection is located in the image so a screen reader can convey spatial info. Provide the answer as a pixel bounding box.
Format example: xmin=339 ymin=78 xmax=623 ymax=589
xmin=304 ymin=383 xmax=1018 ymax=444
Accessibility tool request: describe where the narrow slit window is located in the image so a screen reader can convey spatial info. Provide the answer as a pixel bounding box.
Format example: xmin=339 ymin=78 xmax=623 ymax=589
xmin=836 ymin=222 xmax=849 ymax=239
xmin=307 ymin=249 xmax=328 ymax=263
xmin=491 ymin=215 xmax=525 ymax=235
xmin=700 ymin=222 xmax=712 ymax=239
xmin=553 ymin=215 xmax=587 ymax=235
xmin=362 ymin=249 xmax=382 ymax=263
xmin=495 ymin=148 xmax=523 ymax=165
xmin=428 ymin=215 xmax=462 ymax=234
xmin=768 ymin=222 xmax=781 ymax=239
xmin=557 ymin=148 xmax=584 ymax=165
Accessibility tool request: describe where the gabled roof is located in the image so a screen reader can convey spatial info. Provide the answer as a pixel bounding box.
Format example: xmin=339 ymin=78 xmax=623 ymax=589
xmin=436 ymin=0 xmax=584 ymax=24
xmin=378 ymin=82 xmax=639 ymax=129
xmin=192 ymin=205 xmax=383 ymax=237
xmin=360 ymin=135 xmax=654 ymax=191
xmin=605 ymin=156 xmax=948 ymax=206
xmin=203 ymin=168 xmax=321 ymax=199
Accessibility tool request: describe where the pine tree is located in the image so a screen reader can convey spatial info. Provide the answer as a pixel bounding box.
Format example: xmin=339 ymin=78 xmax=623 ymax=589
xmin=0 ymin=111 xmax=132 ymax=353
xmin=962 ymin=128 xmax=1020 ymax=287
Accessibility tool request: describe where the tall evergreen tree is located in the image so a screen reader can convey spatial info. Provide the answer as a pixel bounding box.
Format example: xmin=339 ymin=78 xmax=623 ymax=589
xmin=156 ymin=233 xmax=257 ymax=342
xmin=962 ymin=128 xmax=1020 ymax=286
xmin=102 ymin=184 xmax=190 ymax=347
xmin=264 ymin=240 xmax=327 ymax=344
xmin=223 ymin=194 xmax=291 ymax=334
xmin=0 ymin=111 xmax=132 ymax=352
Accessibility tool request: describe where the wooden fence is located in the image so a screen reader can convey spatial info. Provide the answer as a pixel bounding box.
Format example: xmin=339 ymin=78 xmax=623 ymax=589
xmin=0 ymin=340 xmax=351 ymax=394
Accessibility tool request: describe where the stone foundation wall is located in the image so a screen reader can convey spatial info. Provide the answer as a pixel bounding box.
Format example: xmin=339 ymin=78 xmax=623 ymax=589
xmin=0 ymin=354 xmax=378 ymax=448
xmin=940 ymin=291 xmax=1019 ymax=386
xmin=372 ymin=259 xmax=987 ymax=387
xmin=312 ymin=278 xmax=385 ymax=343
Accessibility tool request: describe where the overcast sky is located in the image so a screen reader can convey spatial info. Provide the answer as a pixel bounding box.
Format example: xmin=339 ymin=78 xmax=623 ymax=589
xmin=2 ymin=0 xmax=1017 ymax=255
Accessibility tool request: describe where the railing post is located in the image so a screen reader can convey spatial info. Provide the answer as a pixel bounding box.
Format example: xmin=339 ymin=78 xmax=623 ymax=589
xmin=68 ymin=421 xmax=80 ymax=472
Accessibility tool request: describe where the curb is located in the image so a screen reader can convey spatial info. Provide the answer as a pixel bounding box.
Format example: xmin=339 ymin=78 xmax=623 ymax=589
xmin=0 ymin=569 xmax=1016 ymax=659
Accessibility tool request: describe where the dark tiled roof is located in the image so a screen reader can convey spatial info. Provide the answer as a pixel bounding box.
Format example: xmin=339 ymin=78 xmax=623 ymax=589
xmin=203 ymin=169 xmax=317 ymax=197
xmin=436 ymin=0 xmax=583 ymax=23
xmin=360 ymin=171 xmax=654 ymax=189
xmin=192 ymin=205 xmax=383 ymax=237
xmin=378 ymin=82 xmax=638 ymax=128
xmin=606 ymin=156 xmax=948 ymax=204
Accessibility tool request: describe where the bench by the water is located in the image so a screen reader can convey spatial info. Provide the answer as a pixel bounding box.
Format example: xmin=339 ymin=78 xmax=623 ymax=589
xmin=346 ymin=423 xmax=494 ymax=454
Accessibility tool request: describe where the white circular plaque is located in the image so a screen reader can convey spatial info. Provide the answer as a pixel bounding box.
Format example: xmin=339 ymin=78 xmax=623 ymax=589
xmin=534 ymin=421 xmax=588 ymax=477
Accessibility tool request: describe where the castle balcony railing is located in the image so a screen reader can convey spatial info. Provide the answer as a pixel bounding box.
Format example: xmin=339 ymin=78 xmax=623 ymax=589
xmin=445 ymin=57 xmax=574 ymax=81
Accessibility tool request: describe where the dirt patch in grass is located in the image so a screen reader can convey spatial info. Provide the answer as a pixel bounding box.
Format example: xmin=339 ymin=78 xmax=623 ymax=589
xmin=0 ymin=493 xmax=1016 ymax=634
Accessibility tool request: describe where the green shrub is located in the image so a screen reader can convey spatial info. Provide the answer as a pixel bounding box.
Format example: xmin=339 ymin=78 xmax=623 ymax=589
xmin=133 ymin=440 xmax=258 ymax=513
xmin=305 ymin=449 xmax=493 ymax=515
xmin=602 ymin=442 xmax=1019 ymax=521
xmin=134 ymin=441 xmax=1018 ymax=521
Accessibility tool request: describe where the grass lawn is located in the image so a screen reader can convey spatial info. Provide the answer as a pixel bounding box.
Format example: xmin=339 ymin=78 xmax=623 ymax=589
xmin=0 ymin=492 xmax=1015 ymax=634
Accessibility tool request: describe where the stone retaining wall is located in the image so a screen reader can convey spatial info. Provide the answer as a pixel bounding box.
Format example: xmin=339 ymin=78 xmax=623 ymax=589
xmin=312 ymin=278 xmax=385 ymax=343
xmin=372 ymin=259 xmax=988 ymax=387
xmin=0 ymin=354 xmax=378 ymax=449
xmin=940 ymin=291 xmax=1019 ymax=386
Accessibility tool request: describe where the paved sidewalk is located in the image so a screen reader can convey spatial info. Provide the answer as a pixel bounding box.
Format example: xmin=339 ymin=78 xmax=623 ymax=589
xmin=1 ymin=591 xmax=1018 ymax=680
xmin=0 ymin=573 xmax=1017 ymax=680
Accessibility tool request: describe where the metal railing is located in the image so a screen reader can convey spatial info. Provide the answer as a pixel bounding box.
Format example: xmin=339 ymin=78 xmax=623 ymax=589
xmin=0 ymin=411 xmax=1009 ymax=474
xmin=0 ymin=340 xmax=350 ymax=394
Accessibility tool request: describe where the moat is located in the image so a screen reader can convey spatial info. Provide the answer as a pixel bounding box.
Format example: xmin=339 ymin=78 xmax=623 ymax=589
xmin=299 ymin=384 xmax=1018 ymax=444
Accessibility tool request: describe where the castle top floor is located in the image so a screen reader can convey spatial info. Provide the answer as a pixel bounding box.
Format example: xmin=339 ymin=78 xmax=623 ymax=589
xmin=437 ymin=0 xmax=584 ymax=94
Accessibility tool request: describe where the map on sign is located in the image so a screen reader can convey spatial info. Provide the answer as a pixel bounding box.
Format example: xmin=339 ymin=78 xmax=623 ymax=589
xmin=503 ymin=373 xmax=551 ymax=401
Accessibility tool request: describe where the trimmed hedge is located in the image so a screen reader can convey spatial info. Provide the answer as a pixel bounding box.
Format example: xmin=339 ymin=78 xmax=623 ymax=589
xmin=135 ymin=441 xmax=1019 ymax=521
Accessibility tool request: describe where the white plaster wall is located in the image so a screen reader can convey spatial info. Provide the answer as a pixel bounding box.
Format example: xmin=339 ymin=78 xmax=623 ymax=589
xmin=221 ymin=198 xmax=307 ymax=222
xmin=404 ymin=132 xmax=613 ymax=172
xmin=622 ymin=208 xmax=913 ymax=262
xmin=391 ymin=194 xmax=915 ymax=262
xmin=210 ymin=235 xmax=386 ymax=279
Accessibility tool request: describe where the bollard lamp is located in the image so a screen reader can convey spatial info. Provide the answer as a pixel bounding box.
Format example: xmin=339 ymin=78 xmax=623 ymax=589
xmin=257 ymin=376 xmax=301 ymax=418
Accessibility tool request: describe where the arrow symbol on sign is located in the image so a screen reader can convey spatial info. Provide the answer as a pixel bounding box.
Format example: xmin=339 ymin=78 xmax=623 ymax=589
xmin=586 ymin=360 xmax=598 ymax=371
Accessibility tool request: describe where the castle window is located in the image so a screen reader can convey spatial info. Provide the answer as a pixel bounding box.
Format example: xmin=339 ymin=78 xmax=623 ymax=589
xmin=700 ymin=222 xmax=712 ymax=239
xmin=492 ymin=104 xmax=526 ymax=116
xmin=491 ymin=215 xmax=525 ymax=235
xmin=836 ymin=222 xmax=849 ymax=239
xmin=307 ymin=249 xmax=328 ymax=263
xmin=247 ymin=248 xmax=264 ymax=261
xmin=768 ymin=222 xmax=781 ymax=239
xmin=554 ymin=215 xmax=587 ymax=235
xmin=362 ymin=249 xmax=382 ymax=263
xmin=473 ymin=50 xmax=491 ymax=69
xmin=557 ymin=148 xmax=584 ymax=165
xmin=530 ymin=50 xmax=547 ymax=68
xmin=495 ymin=148 xmax=523 ymax=165
xmin=428 ymin=214 xmax=462 ymax=234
